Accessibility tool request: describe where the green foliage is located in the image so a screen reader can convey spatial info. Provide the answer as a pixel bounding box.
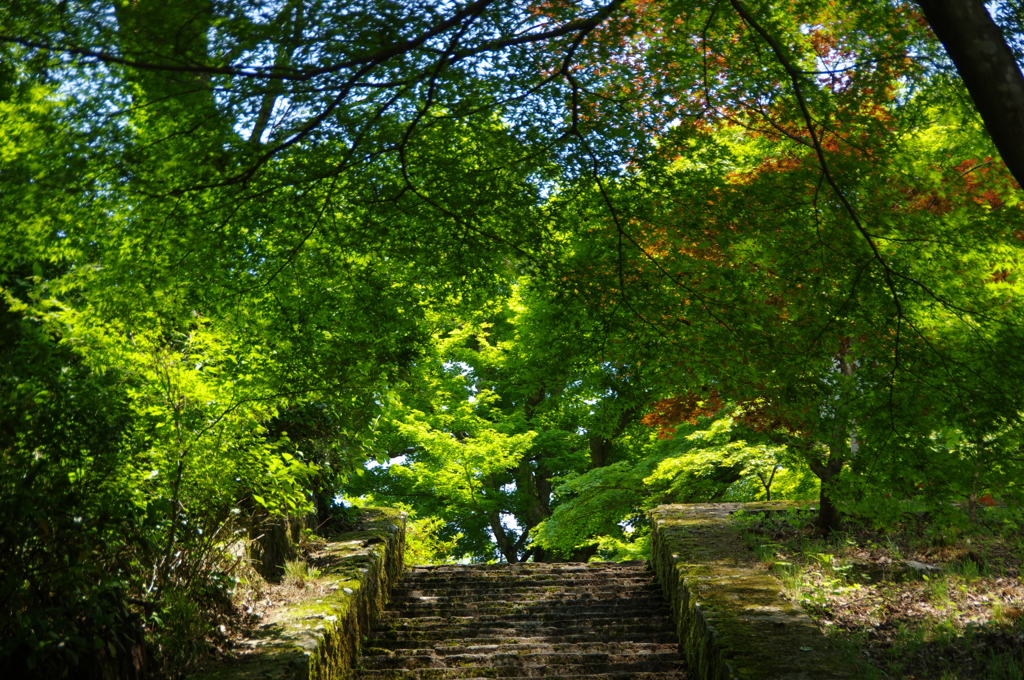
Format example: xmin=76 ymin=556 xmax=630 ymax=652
xmin=533 ymin=413 xmax=818 ymax=558
xmin=392 ymin=389 xmax=538 ymax=512
xmin=0 ymin=273 xmax=318 ymax=676
xmin=281 ymin=560 xmax=323 ymax=589
xmin=644 ymin=416 xmax=811 ymax=503
xmin=532 ymin=460 xmax=652 ymax=558
xmin=403 ymin=515 xmax=466 ymax=567
xmin=590 ymin=532 xmax=652 ymax=563
xmin=0 ymin=290 xmax=149 ymax=677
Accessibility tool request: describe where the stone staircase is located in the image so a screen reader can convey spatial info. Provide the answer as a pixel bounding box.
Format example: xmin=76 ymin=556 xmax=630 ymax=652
xmin=353 ymin=561 xmax=687 ymax=680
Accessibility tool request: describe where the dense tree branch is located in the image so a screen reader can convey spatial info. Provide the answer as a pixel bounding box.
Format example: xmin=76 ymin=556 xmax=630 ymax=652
xmin=728 ymin=0 xmax=905 ymax=332
xmin=0 ymin=0 xmax=625 ymax=82
xmin=915 ymin=0 xmax=1024 ymax=188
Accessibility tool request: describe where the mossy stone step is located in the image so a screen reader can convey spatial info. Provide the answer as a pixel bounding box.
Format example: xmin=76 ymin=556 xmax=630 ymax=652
xmin=374 ymin=617 xmax=675 ymax=633
xmin=376 ymin=610 xmax=671 ymax=627
xmin=355 ymin=660 xmax=687 ymax=678
xmin=380 ymin=599 xmax=669 ymax=617
xmin=409 ymin=562 xmax=645 ymax=572
xmin=396 ymin=579 xmax=654 ymax=588
xmin=404 ymin=566 xmax=652 ymax=575
xmin=404 ymin=569 xmax=652 ymax=576
xmin=409 ymin=577 xmax=648 ymax=583
xmin=354 ymin=562 xmax=685 ymax=680
xmin=383 ymin=589 xmax=669 ymax=607
xmin=361 ymin=650 xmax=682 ymax=670
xmin=367 ymin=631 xmax=680 ymax=648
xmin=403 ymin=566 xmax=651 ymax=580
xmin=364 ymin=641 xmax=676 ymax=657
xmin=391 ymin=582 xmax=661 ymax=598
xmin=389 ymin=590 xmax=663 ymax=604
xmin=369 ymin=625 xmax=679 ymax=643
xmin=397 ymin=576 xmax=655 ymax=589
xmin=386 ymin=592 xmax=658 ymax=606
xmin=357 ymin=674 xmax=681 ymax=680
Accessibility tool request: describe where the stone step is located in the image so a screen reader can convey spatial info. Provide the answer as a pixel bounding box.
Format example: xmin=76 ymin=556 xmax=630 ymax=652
xmin=395 ymin=577 xmax=651 ymax=593
xmin=370 ymin=621 xmax=678 ymax=639
xmin=354 ymin=661 xmax=687 ymax=679
xmin=401 ymin=572 xmax=652 ymax=581
xmin=354 ymin=561 xmax=686 ymax=680
xmin=403 ymin=570 xmax=651 ymax=578
xmin=386 ymin=593 xmax=657 ymax=607
xmin=402 ymin=566 xmax=651 ymax=581
xmin=391 ymin=583 xmax=661 ymax=598
xmin=373 ymin=619 xmax=673 ymax=636
xmin=407 ymin=561 xmax=647 ymax=573
xmin=393 ymin=586 xmax=654 ymax=599
xmin=357 ymin=673 xmax=685 ymax=680
xmin=405 ymin=565 xmax=650 ymax=573
xmin=361 ymin=650 xmax=684 ymax=670
xmin=384 ymin=589 xmax=669 ymax=605
xmin=376 ymin=606 xmax=671 ymax=622
xmin=374 ymin=614 xmax=675 ymax=631
xmin=380 ymin=598 xmax=670 ymax=616
xmin=367 ymin=631 xmax=680 ymax=648
xmin=362 ymin=642 xmax=678 ymax=658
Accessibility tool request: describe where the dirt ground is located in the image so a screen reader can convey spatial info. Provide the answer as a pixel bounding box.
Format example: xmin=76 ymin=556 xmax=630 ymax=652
xmin=744 ymin=512 xmax=1024 ymax=679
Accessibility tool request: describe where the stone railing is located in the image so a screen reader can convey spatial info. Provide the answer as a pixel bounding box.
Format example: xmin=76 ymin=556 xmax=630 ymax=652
xmin=649 ymin=502 xmax=860 ymax=680
xmin=191 ymin=507 xmax=406 ymax=680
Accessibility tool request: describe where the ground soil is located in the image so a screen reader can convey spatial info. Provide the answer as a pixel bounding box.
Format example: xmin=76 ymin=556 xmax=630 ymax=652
xmin=744 ymin=511 xmax=1024 ymax=679
xmin=201 ymin=536 xmax=337 ymax=668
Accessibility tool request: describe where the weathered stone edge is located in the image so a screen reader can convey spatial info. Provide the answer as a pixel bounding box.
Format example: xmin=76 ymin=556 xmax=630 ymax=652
xmin=310 ymin=508 xmax=407 ymax=680
xmin=191 ymin=508 xmax=407 ymax=680
xmin=648 ymin=502 xmax=860 ymax=680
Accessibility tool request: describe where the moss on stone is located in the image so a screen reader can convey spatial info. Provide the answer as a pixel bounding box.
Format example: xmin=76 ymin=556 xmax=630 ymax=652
xmin=649 ymin=503 xmax=859 ymax=680
xmin=189 ymin=508 xmax=406 ymax=680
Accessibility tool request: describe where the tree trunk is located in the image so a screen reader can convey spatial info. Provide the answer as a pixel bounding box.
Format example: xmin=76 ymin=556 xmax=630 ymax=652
xmin=588 ymin=436 xmax=614 ymax=469
xmin=588 ymin=404 xmax=640 ymax=469
xmin=247 ymin=512 xmax=298 ymax=581
xmin=115 ymin=0 xmax=228 ymax=182
xmin=566 ymin=545 xmax=599 ymax=562
xmin=488 ymin=510 xmax=520 ymax=563
xmin=805 ymin=442 xmax=844 ymax=536
xmin=115 ymin=0 xmax=217 ymax=111
xmin=515 ymin=458 xmax=553 ymax=528
xmin=816 ymin=484 xmax=841 ymax=536
xmin=515 ymin=387 xmax=555 ymax=561
xmin=240 ymin=498 xmax=311 ymax=581
xmin=916 ymin=0 xmax=1024 ymax=187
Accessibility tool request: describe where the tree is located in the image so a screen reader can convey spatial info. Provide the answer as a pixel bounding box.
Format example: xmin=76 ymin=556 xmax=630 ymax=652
xmin=348 ymin=289 xmax=658 ymax=562
xmin=533 ymin=407 xmax=818 ymax=559
xmin=913 ymin=0 xmax=1024 ymax=186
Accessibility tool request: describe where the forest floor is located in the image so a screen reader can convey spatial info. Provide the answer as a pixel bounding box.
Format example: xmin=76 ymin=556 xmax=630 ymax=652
xmin=202 ymin=535 xmax=340 ymax=669
xmin=741 ymin=509 xmax=1024 ymax=679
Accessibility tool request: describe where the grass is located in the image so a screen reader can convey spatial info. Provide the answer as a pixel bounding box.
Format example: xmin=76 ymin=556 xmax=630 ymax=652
xmin=282 ymin=559 xmax=323 ymax=589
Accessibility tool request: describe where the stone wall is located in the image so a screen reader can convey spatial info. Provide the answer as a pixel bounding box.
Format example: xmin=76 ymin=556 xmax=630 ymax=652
xmin=648 ymin=502 xmax=860 ymax=680
xmin=191 ymin=507 xmax=406 ymax=680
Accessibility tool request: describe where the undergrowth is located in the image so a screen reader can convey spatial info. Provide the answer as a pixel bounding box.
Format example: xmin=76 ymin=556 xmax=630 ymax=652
xmin=735 ymin=508 xmax=1024 ymax=679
